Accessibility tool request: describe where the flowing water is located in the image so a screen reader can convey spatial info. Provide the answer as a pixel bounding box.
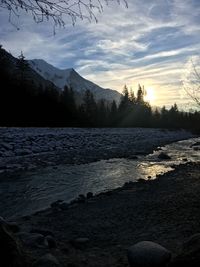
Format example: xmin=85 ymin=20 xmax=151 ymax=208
xmin=0 ymin=137 xmax=199 ymax=219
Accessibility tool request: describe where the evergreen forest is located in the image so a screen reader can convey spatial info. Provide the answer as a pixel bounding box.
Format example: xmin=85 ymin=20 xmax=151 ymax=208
xmin=0 ymin=46 xmax=199 ymax=131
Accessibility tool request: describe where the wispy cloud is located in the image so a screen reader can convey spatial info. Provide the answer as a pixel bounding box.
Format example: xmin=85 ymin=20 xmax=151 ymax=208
xmin=0 ymin=0 xmax=200 ymax=109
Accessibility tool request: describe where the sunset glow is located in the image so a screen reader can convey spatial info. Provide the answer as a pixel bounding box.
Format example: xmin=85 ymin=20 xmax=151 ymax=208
xmin=1 ymin=1 xmax=200 ymax=110
xmin=144 ymin=87 xmax=156 ymax=104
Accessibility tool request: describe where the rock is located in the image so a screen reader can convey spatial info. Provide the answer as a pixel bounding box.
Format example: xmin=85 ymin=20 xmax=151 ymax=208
xmin=15 ymin=148 xmax=32 ymax=156
xmin=0 ymin=220 xmax=25 ymax=267
xmin=50 ymin=200 xmax=63 ymax=209
xmin=7 ymin=222 xmax=20 ymax=233
xmin=77 ymin=194 xmax=86 ymax=203
xmin=59 ymin=202 xmax=68 ymax=210
xmin=6 ymin=163 xmax=22 ymax=169
xmin=191 ymin=142 xmax=200 ymax=147
xmin=0 ymin=216 xmax=6 ymax=223
xmin=30 ymin=228 xmax=54 ymax=237
xmin=127 ymin=241 xmax=172 ymax=267
xmin=137 ymin=178 xmax=147 ymax=183
xmin=4 ymin=151 xmax=15 ymax=157
xmin=17 ymin=232 xmax=45 ymax=248
xmin=182 ymin=233 xmax=200 ymax=251
xmin=71 ymin=194 xmax=86 ymax=204
xmin=45 ymin=235 xmax=57 ymax=249
xmin=71 ymin=237 xmax=90 ymax=249
xmin=33 ymin=253 xmax=60 ymax=267
xmin=158 ymin=152 xmax=171 ymax=160
xmin=2 ymin=142 xmax=13 ymax=150
xmin=170 ymin=233 xmax=200 ymax=266
xmin=0 ymin=217 xmax=20 ymax=233
xmin=86 ymin=192 xmax=93 ymax=199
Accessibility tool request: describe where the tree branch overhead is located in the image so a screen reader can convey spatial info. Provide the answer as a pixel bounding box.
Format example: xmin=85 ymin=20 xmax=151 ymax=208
xmin=0 ymin=0 xmax=128 ymax=27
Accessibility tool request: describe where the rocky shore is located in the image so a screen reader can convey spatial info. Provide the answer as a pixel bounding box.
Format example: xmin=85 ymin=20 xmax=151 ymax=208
xmin=0 ymin=127 xmax=194 ymax=176
xmin=1 ymin=162 xmax=200 ymax=266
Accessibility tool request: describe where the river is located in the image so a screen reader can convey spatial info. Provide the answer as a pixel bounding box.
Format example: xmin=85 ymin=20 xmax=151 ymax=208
xmin=0 ymin=136 xmax=199 ymax=219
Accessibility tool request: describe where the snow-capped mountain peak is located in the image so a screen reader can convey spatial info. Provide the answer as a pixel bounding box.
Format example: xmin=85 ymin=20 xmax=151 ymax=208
xmin=28 ymin=59 xmax=74 ymax=89
xmin=28 ymin=59 xmax=121 ymax=102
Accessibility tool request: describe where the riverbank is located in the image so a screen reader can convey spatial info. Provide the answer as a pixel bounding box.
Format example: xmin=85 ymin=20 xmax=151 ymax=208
xmin=12 ymin=161 xmax=200 ymax=267
xmin=0 ymin=127 xmax=194 ymax=176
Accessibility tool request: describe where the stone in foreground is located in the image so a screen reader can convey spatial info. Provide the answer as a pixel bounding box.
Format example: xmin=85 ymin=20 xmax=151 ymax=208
xmin=169 ymin=233 xmax=200 ymax=266
xmin=158 ymin=152 xmax=171 ymax=160
xmin=127 ymin=241 xmax=171 ymax=267
xmin=0 ymin=219 xmax=25 ymax=267
xmin=33 ymin=253 xmax=60 ymax=267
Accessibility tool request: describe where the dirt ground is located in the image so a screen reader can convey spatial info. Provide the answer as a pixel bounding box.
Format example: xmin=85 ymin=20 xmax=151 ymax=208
xmin=15 ymin=162 xmax=200 ymax=267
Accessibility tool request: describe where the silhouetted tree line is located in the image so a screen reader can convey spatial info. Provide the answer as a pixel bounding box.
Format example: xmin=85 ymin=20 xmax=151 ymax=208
xmin=0 ymin=47 xmax=200 ymax=130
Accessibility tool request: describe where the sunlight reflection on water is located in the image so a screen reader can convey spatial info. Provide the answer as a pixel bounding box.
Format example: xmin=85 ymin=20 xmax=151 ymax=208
xmin=0 ymin=137 xmax=199 ymax=219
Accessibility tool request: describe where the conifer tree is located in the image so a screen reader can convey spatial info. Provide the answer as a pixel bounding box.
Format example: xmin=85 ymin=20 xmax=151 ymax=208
xmin=17 ymin=51 xmax=29 ymax=82
xmin=136 ymin=84 xmax=144 ymax=103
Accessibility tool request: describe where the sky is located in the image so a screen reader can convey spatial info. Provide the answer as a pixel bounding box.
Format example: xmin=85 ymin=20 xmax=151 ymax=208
xmin=0 ymin=0 xmax=200 ymax=110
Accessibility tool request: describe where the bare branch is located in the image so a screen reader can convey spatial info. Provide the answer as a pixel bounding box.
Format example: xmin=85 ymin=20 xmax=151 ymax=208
xmin=182 ymin=56 xmax=200 ymax=107
xmin=0 ymin=0 xmax=128 ymax=28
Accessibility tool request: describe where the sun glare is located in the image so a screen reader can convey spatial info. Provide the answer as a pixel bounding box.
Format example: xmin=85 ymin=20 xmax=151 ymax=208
xmin=144 ymin=87 xmax=156 ymax=103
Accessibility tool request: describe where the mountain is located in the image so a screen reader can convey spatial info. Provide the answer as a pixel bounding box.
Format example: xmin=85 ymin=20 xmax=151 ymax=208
xmin=28 ymin=59 xmax=121 ymax=103
xmin=0 ymin=49 xmax=59 ymax=91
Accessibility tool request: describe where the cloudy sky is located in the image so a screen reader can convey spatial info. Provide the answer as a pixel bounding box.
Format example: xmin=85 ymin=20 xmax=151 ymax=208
xmin=0 ymin=0 xmax=200 ymax=109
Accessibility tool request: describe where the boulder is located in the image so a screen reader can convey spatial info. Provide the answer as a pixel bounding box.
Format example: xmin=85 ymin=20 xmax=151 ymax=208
xmin=33 ymin=253 xmax=60 ymax=267
xmin=0 ymin=219 xmax=25 ymax=267
xmin=158 ymin=152 xmax=171 ymax=160
xmin=127 ymin=241 xmax=171 ymax=267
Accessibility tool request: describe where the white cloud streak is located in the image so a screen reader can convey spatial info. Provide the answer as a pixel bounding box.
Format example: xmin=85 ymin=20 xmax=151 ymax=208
xmin=0 ymin=0 xmax=200 ymax=109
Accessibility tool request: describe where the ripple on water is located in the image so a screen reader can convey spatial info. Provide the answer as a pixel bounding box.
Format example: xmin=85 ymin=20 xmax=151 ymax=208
xmin=0 ymin=137 xmax=199 ymax=219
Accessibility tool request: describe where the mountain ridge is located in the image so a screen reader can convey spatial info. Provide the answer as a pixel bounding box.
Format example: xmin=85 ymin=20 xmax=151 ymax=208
xmin=28 ymin=59 xmax=121 ymax=103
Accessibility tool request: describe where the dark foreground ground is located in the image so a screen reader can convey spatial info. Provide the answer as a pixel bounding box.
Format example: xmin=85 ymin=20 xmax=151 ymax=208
xmin=7 ymin=161 xmax=199 ymax=267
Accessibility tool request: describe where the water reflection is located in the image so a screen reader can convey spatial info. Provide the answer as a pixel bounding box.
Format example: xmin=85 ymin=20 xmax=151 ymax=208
xmin=137 ymin=162 xmax=173 ymax=180
xmin=0 ymin=137 xmax=199 ymax=219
